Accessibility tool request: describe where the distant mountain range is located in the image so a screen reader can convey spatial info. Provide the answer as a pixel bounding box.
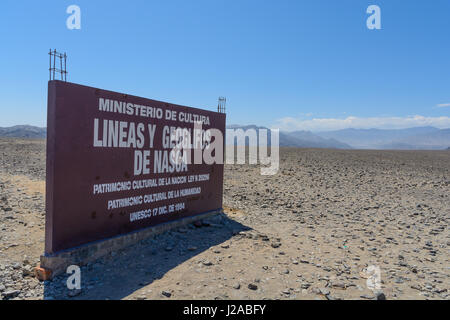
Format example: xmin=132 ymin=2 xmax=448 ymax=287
xmin=227 ymin=125 xmax=352 ymax=149
xmin=316 ymin=126 xmax=450 ymax=150
xmin=0 ymin=125 xmax=46 ymax=139
xmin=228 ymin=125 xmax=450 ymax=150
xmin=1 ymin=124 xmax=449 ymax=150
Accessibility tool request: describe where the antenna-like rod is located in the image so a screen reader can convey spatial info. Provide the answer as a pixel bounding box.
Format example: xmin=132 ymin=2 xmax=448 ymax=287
xmin=49 ymin=49 xmax=68 ymax=81
xmin=218 ymin=97 xmax=226 ymax=114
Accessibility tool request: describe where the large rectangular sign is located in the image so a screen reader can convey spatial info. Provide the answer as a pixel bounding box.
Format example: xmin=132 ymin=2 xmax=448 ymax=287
xmin=45 ymin=81 xmax=225 ymax=254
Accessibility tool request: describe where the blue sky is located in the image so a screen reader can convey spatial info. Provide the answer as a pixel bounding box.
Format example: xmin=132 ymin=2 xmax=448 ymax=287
xmin=0 ymin=0 xmax=449 ymax=131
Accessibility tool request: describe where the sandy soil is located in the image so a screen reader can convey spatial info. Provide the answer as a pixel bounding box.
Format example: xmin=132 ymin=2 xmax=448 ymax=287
xmin=0 ymin=138 xmax=448 ymax=300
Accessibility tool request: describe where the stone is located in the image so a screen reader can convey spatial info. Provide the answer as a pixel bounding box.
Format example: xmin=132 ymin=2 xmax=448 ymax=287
xmin=202 ymin=260 xmax=213 ymax=266
xmin=193 ymin=221 xmax=203 ymax=228
xmin=301 ymin=283 xmax=311 ymax=289
xmin=248 ymin=283 xmax=258 ymax=290
xmin=282 ymin=289 xmax=291 ymax=295
xmin=394 ymin=277 xmax=404 ymax=284
xmin=319 ymin=288 xmax=330 ymax=296
xmin=375 ymin=291 xmax=386 ymax=300
xmin=2 ymin=290 xmax=20 ymax=299
xmin=332 ymin=282 xmax=346 ymax=290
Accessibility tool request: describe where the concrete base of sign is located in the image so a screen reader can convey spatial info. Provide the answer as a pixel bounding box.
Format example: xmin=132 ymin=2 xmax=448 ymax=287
xmin=37 ymin=209 xmax=223 ymax=280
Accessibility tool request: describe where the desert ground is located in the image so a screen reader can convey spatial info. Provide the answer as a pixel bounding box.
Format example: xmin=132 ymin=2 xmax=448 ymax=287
xmin=0 ymin=138 xmax=448 ymax=300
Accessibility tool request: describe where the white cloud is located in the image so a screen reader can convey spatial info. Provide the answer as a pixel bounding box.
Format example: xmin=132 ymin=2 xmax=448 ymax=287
xmin=437 ymin=103 xmax=450 ymax=108
xmin=273 ymin=115 xmax=450 ymax=132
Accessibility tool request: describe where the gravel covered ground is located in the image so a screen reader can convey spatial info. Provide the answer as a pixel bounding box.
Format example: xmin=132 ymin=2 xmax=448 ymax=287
xmin=0 ymin=138 xmax=449 ymax=300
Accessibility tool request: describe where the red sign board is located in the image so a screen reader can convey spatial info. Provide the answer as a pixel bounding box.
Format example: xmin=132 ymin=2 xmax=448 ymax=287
xmin=45 ymin=81 xmax=225 ymax=254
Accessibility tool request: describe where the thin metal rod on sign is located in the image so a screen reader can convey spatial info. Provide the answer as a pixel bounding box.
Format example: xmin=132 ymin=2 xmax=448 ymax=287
xmin=53 ymin=49 xmax=56 ymax=80
xmin=64 ymin=53 xmax=67 ymax=82
xmin=48 ymin=49 xmax=68 ymax=82
xmin=217 ymin=97 xmax=226 ymax=114
xmin=49 ymin=49 xmax=52 ymax=80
